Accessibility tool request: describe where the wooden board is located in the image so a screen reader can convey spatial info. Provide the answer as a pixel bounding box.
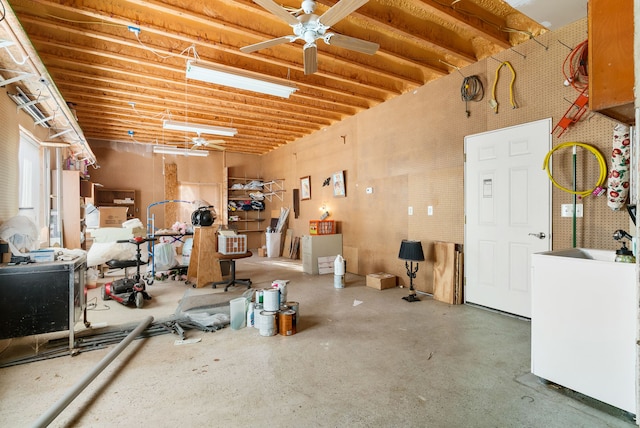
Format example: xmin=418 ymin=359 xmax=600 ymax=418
xmin=282 ymin=229 xmax=293 ymax=258
xmin=187 ymin=225 xmax=222 ymax=288
xmin=433 ymin=241 xmax=463 ymax=304
xmin=290 ymin=236 xmax=300 ymax=259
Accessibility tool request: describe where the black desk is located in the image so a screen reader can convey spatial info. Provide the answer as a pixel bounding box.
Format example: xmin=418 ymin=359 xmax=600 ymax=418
xmin=212 ymin=251 xmax=252 ymax=291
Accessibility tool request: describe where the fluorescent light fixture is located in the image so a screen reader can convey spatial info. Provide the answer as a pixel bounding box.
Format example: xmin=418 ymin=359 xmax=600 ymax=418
xmin=153 ymin=145 xmax=209 ymax=157
xmin=186 ymin=60 xmax=297 ymax=98
xmin=162 ymin=119 xmax=237 ymax=137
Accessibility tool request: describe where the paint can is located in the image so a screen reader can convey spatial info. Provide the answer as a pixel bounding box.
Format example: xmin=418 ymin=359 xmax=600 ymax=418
xmin=255 ymin=289 xmax=264 ymax=305
xmin=259 ymin=310 xmax=278 ymax=337
xmin=278 ymin=309 xmax=296 ymax=336
xmin=253 ymin=303 xmax=263 ymax=329
xmin=263 ymin=288 xmax=280 ymax=311
xmin=284 ymin=301 xmax=299 ymax=320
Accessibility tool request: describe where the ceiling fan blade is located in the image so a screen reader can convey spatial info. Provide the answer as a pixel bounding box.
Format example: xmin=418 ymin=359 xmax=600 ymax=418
xmin=325 ymin=33 xmax=379 ymax=55
xmin=303 ymin=44 xmax=318 ymax=75
xmin=205 ymin=144 xmax=226 ymax=151
xmin=240 ymin=36 xmax=293 ymax=54
xmin=204 ymin=140 xmax=225 ymax=146
xmin=319 ymin=0 xmax=369 ymax=27
xmin=252 ymin=0 xmax=299 ymax=25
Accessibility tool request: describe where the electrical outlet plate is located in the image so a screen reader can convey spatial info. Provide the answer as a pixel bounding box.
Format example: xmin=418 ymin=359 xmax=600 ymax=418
xmin=408 ymin=206 xmax=413 ymax=215
xmin=428 ymin=206 xmax=433 ymax=216
xmin=561 ymin=204 xmax=583 ymax=217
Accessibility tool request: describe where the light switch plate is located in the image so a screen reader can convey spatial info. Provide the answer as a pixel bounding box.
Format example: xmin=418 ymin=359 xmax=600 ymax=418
xmin=408 ymin=206 xmax=413 ymax=215
xmin=561 ymin=203 xmax=583 ymax=217
xmin=428 ymin=206 xmax=433 ymax=216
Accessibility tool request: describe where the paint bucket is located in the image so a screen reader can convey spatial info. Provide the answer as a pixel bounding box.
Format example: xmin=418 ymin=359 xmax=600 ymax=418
xmin=285 ymin=301 xmax=299 ymax=320
xmin=278 ymin=309 xmax=296 ymax=336
xmin=263 ymin=288 xmax=280 ymax=311
xmin=259 ymin=310 xmax=278 ymax=336
xmin=230 ymin=297 xmax=247 ymax=330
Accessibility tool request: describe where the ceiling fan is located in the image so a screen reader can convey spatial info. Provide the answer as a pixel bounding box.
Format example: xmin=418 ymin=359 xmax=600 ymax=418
xmin=187 ymin=134 xmax=226 ymax=151
xmin=241 ymin=0 xmax=379 ymax=75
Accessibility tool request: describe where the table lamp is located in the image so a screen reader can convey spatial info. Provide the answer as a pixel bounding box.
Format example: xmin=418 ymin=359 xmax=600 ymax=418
xmin=398 ymin=239 xmax=425 ymax=302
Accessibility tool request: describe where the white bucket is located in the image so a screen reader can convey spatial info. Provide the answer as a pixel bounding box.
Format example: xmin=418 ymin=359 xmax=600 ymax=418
xmin=230 ymin=297 xmax=247 ymax=330
xmin=263 ymin=288 xmax=280 ymax=311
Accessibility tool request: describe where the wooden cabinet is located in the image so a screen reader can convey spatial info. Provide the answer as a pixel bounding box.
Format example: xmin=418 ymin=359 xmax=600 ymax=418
xmin=588 ymin=0 xmax=635 ymax=124
xmin=94 ymin=188 xmax=138 ymax=220
xmin=52 ymin=170 xmax=91 ymax=249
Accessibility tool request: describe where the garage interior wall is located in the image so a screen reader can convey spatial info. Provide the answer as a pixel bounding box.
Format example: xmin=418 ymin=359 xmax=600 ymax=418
xmin=0 ymin=17 xmax=631 ymax=293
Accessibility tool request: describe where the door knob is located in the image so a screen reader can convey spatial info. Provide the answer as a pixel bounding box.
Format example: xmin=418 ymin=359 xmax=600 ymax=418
xmin=528 ymin=232 xmax=546 ymax=239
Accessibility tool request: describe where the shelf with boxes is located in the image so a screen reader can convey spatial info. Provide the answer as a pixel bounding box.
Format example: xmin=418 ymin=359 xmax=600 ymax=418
xmin=94 ymin=188 xmax=139 ymax=222
xmin=223 ymin=169 xmax=284 ymax=234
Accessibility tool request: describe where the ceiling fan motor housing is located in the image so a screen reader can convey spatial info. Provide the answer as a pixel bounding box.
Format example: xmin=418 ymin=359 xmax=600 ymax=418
xmin=301 ymin=0 xmax=316 ymax=14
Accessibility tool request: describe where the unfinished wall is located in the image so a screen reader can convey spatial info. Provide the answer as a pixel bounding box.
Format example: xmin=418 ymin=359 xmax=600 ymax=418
xmin=262 ymin=17 xmax=631 ymax=293
xmin=88 ymin=144 xmax=264 ymax=248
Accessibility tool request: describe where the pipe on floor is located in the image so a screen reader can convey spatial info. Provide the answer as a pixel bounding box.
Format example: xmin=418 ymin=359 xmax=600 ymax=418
xmin=32 ymin=316 xmax=154 ymax=428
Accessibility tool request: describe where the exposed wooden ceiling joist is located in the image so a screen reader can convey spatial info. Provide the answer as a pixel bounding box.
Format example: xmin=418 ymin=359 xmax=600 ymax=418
xmin=3 ymin=0 xmax=547 ymax=155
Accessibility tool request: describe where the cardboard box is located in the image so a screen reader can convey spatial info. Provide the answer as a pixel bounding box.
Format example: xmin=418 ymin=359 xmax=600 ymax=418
xmin=99 ymin=207 xmax=129 ymax=227
xmin=366 ymin=272 xmax=397 ymax=290
xmin=258 ymin=247 xmax=267 ymax=257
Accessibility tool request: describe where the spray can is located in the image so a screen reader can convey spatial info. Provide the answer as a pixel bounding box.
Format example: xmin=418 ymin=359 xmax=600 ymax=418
xmin=247 ymin=301 xmax=255 ymax=327
xmin=334 ymin=254 xmax=345 ymax=289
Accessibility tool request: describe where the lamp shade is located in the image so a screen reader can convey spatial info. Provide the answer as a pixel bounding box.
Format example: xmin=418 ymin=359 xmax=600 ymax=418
xmin=398 ymin=240 xmax=425 ymax=262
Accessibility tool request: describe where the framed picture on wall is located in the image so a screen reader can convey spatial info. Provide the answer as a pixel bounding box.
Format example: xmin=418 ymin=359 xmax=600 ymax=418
xmin=333 ymin=171 xmax=345 ymax=197
xmin=300 ymin=176 xmax=311 ymax=200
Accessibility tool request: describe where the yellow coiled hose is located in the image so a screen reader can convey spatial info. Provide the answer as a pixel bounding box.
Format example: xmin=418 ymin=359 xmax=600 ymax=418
xmin=542 ymin=142 xmax=607 ymax=198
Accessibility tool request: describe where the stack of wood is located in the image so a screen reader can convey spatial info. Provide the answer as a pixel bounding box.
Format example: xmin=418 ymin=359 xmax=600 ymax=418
xmin=281 ymin=229 xmax=300 ymax=259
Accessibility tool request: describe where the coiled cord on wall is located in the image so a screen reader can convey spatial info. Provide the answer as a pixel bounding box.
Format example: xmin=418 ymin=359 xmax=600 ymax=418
xmin=542 ymin=142 xmax=607 ymax=197
xmin=460 ymin=75 xmax=484 ymax=117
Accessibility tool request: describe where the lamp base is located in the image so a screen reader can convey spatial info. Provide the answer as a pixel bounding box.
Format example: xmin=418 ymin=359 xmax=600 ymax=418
xmin=402 ymin=294 xmax=420 ymax=302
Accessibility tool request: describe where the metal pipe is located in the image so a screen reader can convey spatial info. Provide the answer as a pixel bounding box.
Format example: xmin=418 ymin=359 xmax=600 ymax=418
xmin=572 ymin=145 xmax=577 ymax=248
xmin=32 ymin=316 xmax=154 ymax=428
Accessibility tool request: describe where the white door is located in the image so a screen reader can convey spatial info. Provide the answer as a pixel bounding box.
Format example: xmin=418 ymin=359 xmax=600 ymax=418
xmin=464 ymin=119 xmax=551 ymax=318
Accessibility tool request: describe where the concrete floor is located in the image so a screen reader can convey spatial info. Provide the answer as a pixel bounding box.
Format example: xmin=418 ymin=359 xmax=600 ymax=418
xmin=0 ymin=254 xmax=636 ymax=427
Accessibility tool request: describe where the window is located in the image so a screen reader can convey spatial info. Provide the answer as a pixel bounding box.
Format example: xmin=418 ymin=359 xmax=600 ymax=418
xmin=18 ymin=131 xmax=46 ymax=243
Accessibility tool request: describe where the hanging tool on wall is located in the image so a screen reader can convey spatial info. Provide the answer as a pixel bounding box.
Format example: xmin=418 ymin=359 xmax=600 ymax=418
xmin=460 ymin=75 xmax=484 ymax=117
xmin=551 ymin=89 xmax=589 ymax=137
xmin=489 ymin=61 xmax=517 ymax=113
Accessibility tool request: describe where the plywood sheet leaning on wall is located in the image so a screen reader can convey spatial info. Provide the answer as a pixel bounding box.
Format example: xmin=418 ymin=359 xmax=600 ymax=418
xmin=433 ymin=241 xmax=463 ymax=305
xmin=164 ymin=163 xmax=179 ymax=227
